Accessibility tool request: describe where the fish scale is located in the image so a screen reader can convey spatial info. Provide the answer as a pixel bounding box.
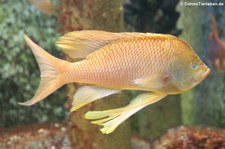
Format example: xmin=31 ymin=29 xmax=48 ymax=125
xmin=65 ymin=37 xmax=174 ymax=90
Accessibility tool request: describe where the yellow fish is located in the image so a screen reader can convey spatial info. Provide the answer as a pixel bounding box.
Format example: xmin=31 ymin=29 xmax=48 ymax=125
xmin=20 ymin=30 xmax=210 ymax=134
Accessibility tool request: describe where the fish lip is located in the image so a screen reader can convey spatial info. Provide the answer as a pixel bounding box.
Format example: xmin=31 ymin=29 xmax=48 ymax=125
xmin=202 ymin=68 xmax=210 ymax=78
xmin=193 ymin=67 xmax=210 ymax=83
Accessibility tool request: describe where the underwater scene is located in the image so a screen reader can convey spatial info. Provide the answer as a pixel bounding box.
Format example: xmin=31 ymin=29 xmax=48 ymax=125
xmin=0 ymin=0 xmax=225 ymax=148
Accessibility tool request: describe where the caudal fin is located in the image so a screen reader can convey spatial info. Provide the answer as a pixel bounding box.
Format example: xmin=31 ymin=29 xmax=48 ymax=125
xmin=19 ymin=35 xmax=67 ymax=106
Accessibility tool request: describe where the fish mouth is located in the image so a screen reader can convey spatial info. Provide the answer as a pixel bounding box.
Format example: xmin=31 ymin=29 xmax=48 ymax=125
xmin=193 ymin=67 xmax=210 ymax=83
xmin=202 ymin=68 xmax=210 ymax=78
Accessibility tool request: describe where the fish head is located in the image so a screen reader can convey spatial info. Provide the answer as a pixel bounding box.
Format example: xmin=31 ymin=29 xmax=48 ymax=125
xmin=168 ymin=46 xmax=210 ymax=92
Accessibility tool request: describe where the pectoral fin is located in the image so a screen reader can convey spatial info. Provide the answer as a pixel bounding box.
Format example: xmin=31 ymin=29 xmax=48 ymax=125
xmin=134 ymin=74 xmax=171 ymax=90
xmin=134 ymin=75 xmax=163 ymax=89
xmin=85 ymin=92 xmax=167 ymax=134
xmin=70 ymin=86 xmax=120 ymax=112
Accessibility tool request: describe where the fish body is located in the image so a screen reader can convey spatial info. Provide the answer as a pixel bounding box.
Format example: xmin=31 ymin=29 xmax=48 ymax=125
xmin=65 ymin=37 xmax=173 ymax=90
xmin=60 ymin=33 xmax=208 ymax=93
xmin=21 ymin=30 xmax=210 ymax=134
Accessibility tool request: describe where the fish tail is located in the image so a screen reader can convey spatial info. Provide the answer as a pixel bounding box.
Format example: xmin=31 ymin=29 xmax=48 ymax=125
xmin=19 ymin=35 xmax=68 ymax=106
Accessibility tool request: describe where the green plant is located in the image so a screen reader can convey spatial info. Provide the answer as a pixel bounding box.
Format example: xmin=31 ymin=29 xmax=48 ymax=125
xmin=0 ymin=0 xmax=67 ymax=127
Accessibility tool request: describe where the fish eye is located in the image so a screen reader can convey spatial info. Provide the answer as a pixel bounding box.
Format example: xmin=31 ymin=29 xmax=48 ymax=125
xmin=191 ymin=62 xmax=198 ymax=69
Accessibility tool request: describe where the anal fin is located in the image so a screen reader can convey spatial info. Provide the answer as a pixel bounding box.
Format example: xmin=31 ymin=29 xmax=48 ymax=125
xmin=85 ymin=92 xmax=167 ymax=134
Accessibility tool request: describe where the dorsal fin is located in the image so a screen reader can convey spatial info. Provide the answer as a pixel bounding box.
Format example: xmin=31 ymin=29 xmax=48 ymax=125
xmin=56 ymin=30 xmax=150 ymax=59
